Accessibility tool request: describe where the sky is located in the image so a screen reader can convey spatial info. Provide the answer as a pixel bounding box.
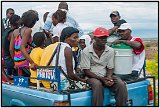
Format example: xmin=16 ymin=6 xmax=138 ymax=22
xmin=2 ymin=1 xmax=158 ymax=38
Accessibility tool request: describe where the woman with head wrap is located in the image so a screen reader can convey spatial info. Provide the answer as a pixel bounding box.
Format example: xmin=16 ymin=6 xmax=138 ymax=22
xmin=40 ymin=27 xmax=86 ymax=90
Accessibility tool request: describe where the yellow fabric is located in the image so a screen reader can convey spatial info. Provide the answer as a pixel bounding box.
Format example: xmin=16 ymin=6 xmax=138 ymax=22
xmin=74 ymin=47 xmax=79 ymax=51
xmin=30 ymin=47 xmax=44 ymax=84
xmin=40 ymin=42 xmax=59 ymax=88
xmin=40 ymin=42 xmax=59 ymax=66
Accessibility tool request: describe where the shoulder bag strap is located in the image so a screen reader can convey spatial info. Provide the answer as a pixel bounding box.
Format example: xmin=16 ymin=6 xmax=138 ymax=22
xmin=55 ymin=43 xmax=61 ymax=67
xmin=55 ymin=44 xmax=80 ymax=89
xmin=47 ymin=43 xmax=60 ymax=66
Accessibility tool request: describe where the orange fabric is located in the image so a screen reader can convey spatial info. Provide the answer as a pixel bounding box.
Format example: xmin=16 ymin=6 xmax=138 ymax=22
xmin=15 ymin=60 xmax=28 ymax=66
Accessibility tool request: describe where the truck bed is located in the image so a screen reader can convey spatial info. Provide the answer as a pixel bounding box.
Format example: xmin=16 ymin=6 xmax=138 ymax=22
xmin=2 ymin=79 xmax=152 ymax=106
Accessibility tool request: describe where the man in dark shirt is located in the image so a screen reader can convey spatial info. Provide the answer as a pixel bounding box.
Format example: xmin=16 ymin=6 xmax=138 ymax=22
xmin=108 ymin=10 xmax=127 ymax=36
xmin=2 ymin=8 xmax=15 ymax=32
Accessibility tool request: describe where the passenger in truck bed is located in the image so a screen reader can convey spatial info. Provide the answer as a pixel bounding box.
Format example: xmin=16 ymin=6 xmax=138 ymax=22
xmin=2 ymin=14 xmax=20 ymax=77
xmin=112 ymin=23 xmax=145 ymax=80
xmin=10 ymin=10 xmax=39 ymax=76
xmin=80 ymin=27 xmax=128 ymax=106
xmin=29 ymin=32 xmax=47 ymax=87
xmin=108 ymin=10 xmax=127 ymax=36
xmin=40 ymin=27 xmax=86 ymax=90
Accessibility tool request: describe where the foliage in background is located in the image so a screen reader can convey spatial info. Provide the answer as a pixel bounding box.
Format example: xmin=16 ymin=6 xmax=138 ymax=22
xmin=145 ymin=43 xmax=151 ymax=48
xmin=146 ymin=51 xmax=158 ymax=106
xmin=146 ymin=52 xmax=158 ymax=79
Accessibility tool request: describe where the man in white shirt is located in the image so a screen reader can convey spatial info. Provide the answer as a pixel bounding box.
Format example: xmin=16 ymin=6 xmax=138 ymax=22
xmin=108 ymin=10 xmax=127 ymax=36
xmin=112 ymin=23 xmax=145 ymax=80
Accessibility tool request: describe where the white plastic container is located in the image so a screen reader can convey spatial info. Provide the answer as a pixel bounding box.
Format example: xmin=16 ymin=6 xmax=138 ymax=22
xmin=112 ymin=44 xmax=132 ymax=75
xmin=107 ymin=35 xmax=120 ymax=46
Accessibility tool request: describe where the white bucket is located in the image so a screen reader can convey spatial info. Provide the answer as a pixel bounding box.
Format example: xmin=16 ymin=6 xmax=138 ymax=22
xmin=112 ymin=44 xmax=132 ymax=75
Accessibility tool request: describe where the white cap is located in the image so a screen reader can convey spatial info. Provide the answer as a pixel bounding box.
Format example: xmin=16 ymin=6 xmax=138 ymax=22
xmin=79 ymin=35 xmax=91 ymax=47
xmin=118 ymin=23 xmax=132 ymax=30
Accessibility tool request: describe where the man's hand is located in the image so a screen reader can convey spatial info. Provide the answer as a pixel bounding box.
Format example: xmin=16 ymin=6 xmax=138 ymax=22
xmin=101 ymin=77 xmax=114 ymax=87
xmin=114 ymin=19 xmax=127 ymax=27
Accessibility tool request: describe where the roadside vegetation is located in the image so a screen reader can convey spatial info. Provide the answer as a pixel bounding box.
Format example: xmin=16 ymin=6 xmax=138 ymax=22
xmin=145 ymin=41 xmax=158 ymax=106
xmin=146 ymin=52 xmax=158 ymax=79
